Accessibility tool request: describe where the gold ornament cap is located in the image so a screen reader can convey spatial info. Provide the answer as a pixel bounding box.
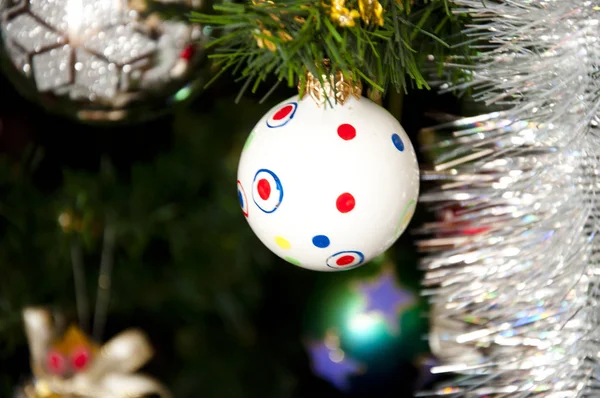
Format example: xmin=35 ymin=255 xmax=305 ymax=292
xmin=299 ymin=60 xmax=362 ymax=106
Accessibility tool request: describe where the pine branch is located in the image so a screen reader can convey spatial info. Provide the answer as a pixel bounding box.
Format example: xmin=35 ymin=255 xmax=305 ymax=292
xmin=191 ymin=0 xmax=465 ymax=98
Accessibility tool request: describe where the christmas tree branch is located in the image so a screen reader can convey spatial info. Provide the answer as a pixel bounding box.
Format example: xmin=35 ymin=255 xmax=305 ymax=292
xmin=191 ymin=0 xmax=461 ymax=97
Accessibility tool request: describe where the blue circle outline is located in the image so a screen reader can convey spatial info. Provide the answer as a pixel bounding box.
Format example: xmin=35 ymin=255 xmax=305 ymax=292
xmin=252 ymin=169 xmax=284 ymax=214
xmin=326 ymin=250 xmax=365 ymax=269
xmin=266 ymin=102 xmax=298 ymax=128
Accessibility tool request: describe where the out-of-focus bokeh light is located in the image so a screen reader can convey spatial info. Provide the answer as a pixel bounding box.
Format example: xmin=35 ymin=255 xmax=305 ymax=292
xmin=173 ymin=84 xmax=195 ymax=102
xmin=354 ymin=268 xmax=416 ymax=335
xmin=348 ymin=312 xmax=383 ymax=334
xmin=306 ymin=330 xmax=364 ymax=391
xmin=304 ymin=254 xmax=428 ymax=392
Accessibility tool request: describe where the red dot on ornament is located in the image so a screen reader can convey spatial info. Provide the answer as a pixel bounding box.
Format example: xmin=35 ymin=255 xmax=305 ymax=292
xmin=257 ymin=178 xmax=271 ymax=200
xmin=71 ymin=347 xmax=91 ymax=371
xmin=336 ymin=193 xmax=355 ymax=213
xmin=179 ymin=45 xmax=194 ymax=61
xmin=47 ymin=350 xmax=66 ymax=374
xmin=336 ymin=255 xmax=355 ymax=266
xmin=337 ymin=124 xmax=356 ymax=140
xmin=273 ymin=105 xmax=294 ymax=121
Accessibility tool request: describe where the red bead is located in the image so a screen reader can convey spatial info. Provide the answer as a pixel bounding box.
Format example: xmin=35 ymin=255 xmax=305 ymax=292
xmin=47 ymin=350 xmax=66 ymax=375
xmin=71 ymin=347 xmax=91 ymax=371
xmin=179 ymin=45 xmax=195 ymax=61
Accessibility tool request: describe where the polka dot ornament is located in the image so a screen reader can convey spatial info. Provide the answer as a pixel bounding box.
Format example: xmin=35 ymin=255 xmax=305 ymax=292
xmin=237 ymin=94 xmax=419 ymax=271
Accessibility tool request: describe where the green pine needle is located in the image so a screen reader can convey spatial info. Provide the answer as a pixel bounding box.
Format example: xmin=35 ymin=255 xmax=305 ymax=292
xmin=190 ymin=0 xmax=464 ymax=99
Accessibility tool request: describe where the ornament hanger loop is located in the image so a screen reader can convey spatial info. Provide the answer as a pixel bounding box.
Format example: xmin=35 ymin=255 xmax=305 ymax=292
xmin=299 ymin=59 xmax=362 ymax=107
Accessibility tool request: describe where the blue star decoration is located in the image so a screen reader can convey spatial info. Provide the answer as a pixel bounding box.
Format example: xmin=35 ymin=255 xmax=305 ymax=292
xmin=355 ymin=268 xmax=415 ymax=335
xmin=305 ymin=331 xmax=364 ymax=391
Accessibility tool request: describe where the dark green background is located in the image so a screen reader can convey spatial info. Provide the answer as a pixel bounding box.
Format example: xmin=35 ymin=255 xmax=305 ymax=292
xmin=0 ymin=68 xmax=460 ymax=397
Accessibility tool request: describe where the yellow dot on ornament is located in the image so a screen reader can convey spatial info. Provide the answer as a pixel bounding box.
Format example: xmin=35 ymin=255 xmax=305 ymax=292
xmin=275 ymin=236 xmax=291 ymax=250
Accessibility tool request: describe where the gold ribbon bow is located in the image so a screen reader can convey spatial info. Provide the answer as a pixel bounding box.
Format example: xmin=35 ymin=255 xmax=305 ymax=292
xmin=21 ymin=307 xmax=171 ymax=398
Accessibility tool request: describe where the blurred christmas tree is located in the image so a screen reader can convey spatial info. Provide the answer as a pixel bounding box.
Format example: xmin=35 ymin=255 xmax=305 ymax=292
xmin=0 ymin=67 xmax=462 ymax=397
xmin=0 ymin=0 xmax=468 ymax=391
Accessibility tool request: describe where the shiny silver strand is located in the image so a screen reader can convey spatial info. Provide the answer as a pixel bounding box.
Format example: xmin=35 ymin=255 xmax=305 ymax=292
xmin=418 ymin=1 xmax=600 ymax=396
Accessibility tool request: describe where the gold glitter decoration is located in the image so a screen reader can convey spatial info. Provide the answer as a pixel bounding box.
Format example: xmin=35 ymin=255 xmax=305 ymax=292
xmin=57 ymin=210 xmax=84 ymax=233
xmin=367 ymin=87 xmax=383 ymax=105
xmin=327 ymin=0 xmax=360 ymax=27
xmin=292 ymin=5 xmax=314 ymax=24
xmin=253 ymin=29 xmax=292 ymax=52
xmin=395 ymin=0 xmax=414 ymax=8
xmin=252 ymin=17 xmax=293 ymax=52
xmin=358 ymin=0 xmax=384 ymax=26
xmin=278 ymin=31 xmax=293 ymax=41
xmin=251 ymin=0 xmax=289 ymax=22
xmin=299 ymin=61 xmax=362 ymax=106
xmin=253 ymin=28 xmax=277 ymax=51
xmin=129 ymin=0 xmax=147 ymax=11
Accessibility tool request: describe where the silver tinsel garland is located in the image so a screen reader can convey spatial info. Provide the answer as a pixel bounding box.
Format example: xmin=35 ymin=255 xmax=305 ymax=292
xmin=418 ymin=1 xmax=600 ymax=396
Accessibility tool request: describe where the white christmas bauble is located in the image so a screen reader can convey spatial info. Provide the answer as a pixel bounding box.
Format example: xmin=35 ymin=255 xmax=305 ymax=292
xmin=237 ymin=95 xmax=419 ymax=271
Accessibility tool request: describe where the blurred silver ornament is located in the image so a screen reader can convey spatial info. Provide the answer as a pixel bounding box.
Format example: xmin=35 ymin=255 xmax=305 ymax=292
xmin=0 ymin=0 xmax=210 ymax=123
xmin=416 ymin=0 xmax=600 ymax=396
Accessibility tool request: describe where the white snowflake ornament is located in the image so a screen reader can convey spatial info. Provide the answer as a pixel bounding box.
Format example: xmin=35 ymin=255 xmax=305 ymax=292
xmin=237 ymin=94 xmax=419 ymax=271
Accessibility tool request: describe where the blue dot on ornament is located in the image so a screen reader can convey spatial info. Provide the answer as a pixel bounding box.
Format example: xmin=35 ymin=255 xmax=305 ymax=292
xmin=391 ymin=133 xmax=404 ymax=152
xmin=312 ymin=235 xmax=331 ymax=248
